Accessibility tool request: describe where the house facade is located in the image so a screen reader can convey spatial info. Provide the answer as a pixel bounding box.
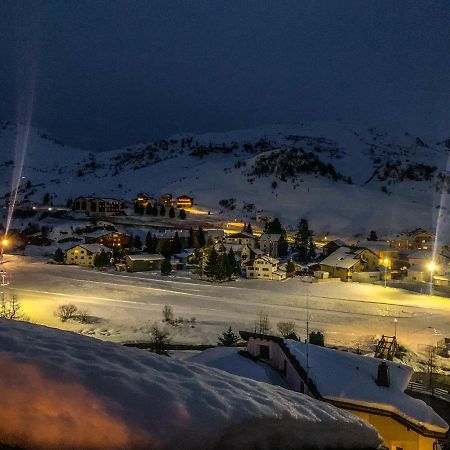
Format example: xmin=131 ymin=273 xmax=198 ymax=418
xmin=84 ymin=230 xmax=131 ymax=249
xmin=224 ymin=232 xmax=258 ymax=249
xmin=246 ymin=255 xmax=287 ymax=280
xmin=319 ymin=246 xmax=380 ymax=281
xmin=259 ymin=233 xmax=280 ymax=258
xmin=159 ymin=193 xmax=173 ymax=206
xmin=175 ymin=195 xmax=194 ymax=208
xmin=133 ymin=193 xmax=154 ymax=208
xmin=65 ymin=244 xmax=111 ymax=266
xmin=73 ymin=197 xmax=124 ymax=216
xmin=125 ymin=254 xmax=165 ymax=272
xmin=239 ymin=332 xmax=448 ymax=450
xmin=387 ymin=229 xmax=434 ymax=251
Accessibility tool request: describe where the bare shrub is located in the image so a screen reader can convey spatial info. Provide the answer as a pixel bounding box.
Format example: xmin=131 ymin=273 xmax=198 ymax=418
xmin=0 ymin=294 xmax=28 ymax=321
xmin=162 ymin=304 xmax=174 ymax=323
xmin=76 ymin=308 xmax=90 ymax=324
xmin=55 ymin=304 xmax=78 ymax=322
xmin=255 ymin=311 xmax=271 ymax=334
xmin=149 ymin=323 xmax=171 ymax=355
xmin=277 ymin=321 xmax=296 ymax=337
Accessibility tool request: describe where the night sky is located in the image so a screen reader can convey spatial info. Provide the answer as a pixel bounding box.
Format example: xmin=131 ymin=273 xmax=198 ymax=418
xmin=1 ymin=0 xmax=450 ymax=150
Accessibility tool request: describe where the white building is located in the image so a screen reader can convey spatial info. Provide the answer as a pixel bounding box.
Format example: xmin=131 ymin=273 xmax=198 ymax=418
xmin=65 ymin=244 xmax=111 ymax=266
xmin=224 ymin=231 xmax=258 ymax=249
xmin=245 ymin=255 xmax=287 ymax=280
xmin=259 ymin=233 xmax=281 ymax=258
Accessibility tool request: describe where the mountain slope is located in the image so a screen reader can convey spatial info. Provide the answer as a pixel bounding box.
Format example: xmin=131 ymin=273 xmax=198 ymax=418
xmin=0 ymin=120 xmax=449 ymax=239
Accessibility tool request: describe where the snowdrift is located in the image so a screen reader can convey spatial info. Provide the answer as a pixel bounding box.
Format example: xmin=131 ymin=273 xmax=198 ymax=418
xmin=0 ymin=319 xmax=381 ymax=450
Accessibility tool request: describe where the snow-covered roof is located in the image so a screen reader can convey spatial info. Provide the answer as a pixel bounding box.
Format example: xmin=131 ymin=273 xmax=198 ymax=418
xmin=356 ymin=240 xmax=390 ymax=251
xmin=284 ymin=339 xmax=448 ymax=435
xmin=206 ymin=229 xmax=225 ymax=236
xmin=260 ymin=233 xmax=281 ymax=242
xmin=126 ymin=254 xmax=165 ymax=261
xmin=256 ymin=255 xmax=280 ymax=265
xmin=67 ymin=243 xmax=111 ymax=253
xmin=84 ymin=230 xmax=113 ymax=238
xmin=0 ymin=320 xmax=381 ymax=450
xmin=188 ymin=347 xmax=287 ymax=387
xmin=320 ymin=247 xmax=369 ymax=269
xmin=154 ymin=230 xmax=190 ymax=239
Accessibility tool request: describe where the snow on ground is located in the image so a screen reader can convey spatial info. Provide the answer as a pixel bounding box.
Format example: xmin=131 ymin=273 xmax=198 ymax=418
xmin=4 ymin=255 xmax=450 ymax=357
xmin=0 ymin=319 xmax=381 ymax=450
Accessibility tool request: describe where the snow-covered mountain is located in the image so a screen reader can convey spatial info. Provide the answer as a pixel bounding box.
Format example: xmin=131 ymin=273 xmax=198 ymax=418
xmin=1 ymin=120 xmax=449 ymax=239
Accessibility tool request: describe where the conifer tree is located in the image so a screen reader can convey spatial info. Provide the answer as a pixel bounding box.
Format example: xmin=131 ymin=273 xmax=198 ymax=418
xmin=198 ymin=227 xmax=206 ymax=248
xmin=151 ymin=204 xmax=159 ymax=216
xmin=278 ymin=229 xmax=289 ymax=257
xmin=161 ymin=259 xmax=172 ymax=275
xmin=133 ymin=235 xmax=143 ymax=249
xmin=170 ymin=232 xmax=182 ymax=255
xmin=188 ymin=227 xmax=195 ymax=248
xmin=159 ymin=204 xmax=166 ymax=216
xmin=218 ymin=326 xmax=240 ymax=346
xmin=178 ymin=209 xmax=186 ymax=219
xmin=204 ymin=247 xmax=219 ymax=279
xmin=54 ymin=248 xmax=64 ymax=263
xmin=169 ymin=207 xmax=175 ymax=218
xmin=294 ymin=218 xmax=315 ymax=262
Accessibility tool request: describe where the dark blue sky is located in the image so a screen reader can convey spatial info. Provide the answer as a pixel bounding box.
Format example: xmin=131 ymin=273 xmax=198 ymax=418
xmin=1 ymin=1 xmax=450 ymax=150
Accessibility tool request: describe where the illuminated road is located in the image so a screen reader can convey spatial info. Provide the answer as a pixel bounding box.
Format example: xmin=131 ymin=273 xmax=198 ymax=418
xmin=3 ymin=255 xmax=450 ymax=351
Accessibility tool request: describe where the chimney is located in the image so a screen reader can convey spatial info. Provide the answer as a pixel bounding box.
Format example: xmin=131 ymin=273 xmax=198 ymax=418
xmin=376 ymin=361 xmax=390 ymax=387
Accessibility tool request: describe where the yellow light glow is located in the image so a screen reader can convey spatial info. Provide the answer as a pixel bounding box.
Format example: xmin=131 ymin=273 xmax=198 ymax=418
xmin=427 ymin=261 xmax=437 ymax=272
xmin=2 ymin=239 xmax=9 ymax=246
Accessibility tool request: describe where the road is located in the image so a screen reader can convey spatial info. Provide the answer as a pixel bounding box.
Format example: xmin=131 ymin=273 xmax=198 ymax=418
xmin=2 ymin=255 xmax=450 ymax=351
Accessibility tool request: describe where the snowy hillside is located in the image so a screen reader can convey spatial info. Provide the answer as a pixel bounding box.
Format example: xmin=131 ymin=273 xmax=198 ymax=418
xmin=0 ymin=319 xmax=381 ymax=450
xmin=1 ymin=120 xmax=449 ymax=238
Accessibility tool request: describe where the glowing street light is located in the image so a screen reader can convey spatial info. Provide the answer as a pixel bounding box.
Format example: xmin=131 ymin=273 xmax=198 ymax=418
xmin=1 ymin=239 xmax=8 ymax=247
xmin=380 ymin=257 xmax=390 ymax=288
xmin=427 ymin=261 xmax=438 ymax=296
xmin=394 ymin=318 xmax=398 ymax=339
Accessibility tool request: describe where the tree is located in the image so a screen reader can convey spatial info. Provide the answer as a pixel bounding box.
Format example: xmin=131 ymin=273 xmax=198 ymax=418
xmin=170 ymin=232 xmax=182 ymax=255
xmin=94 ymin=251 xmax=110 ymax=267
xmin=277 ymin=321 xmax=296 ymax=337
xmin=161 ymin=259 xmax=172 ymax=275
xmin=159 ymin=204 xmax=166 ymax=216
xmin=294 ymin=219 xmax=315 ymax=262
xmin=134 ymin=202 xmax=145 ymax=215
xmin=145 ymin=232 xmax=157 ymax=253
xmin=197 ymin=227 xmax=206 ymax=248
xmin=218 ymin=326 xmax=240 ymax=346
xmin=188 ymin=227 xmax=195 ymax=248
xmin=178 ymin=209 xmax=186 ymax=219
xmin=55 ymin=304 xmax=78 ymax=322
xmin=204 ymin=247 xmax=219 ymax=280
xmin=278 ymin=229 xmax=289 ymax=257
xmin=255 ymin=311 xmax=271 ymax=334
xmin=53 ymin=248 xmax=64 ymax=263
xmin=169 ymin=207 xmax=175 ymax=218
xmin=367 ymin=230 xmax=378 ymax=241
xmin=0 ymin=293 xmax=27 ymax=320
xmin=243 ymin=222 xmax=253 ymax=234
xmin=162 ymin=304 xmax=174 ymax=323
xmin=264 ymin=218 xmax=282 ymax=234
xmin=227 ymin=248 xmax=239 ymax=278
xmin=133 ymin=235 xmax=143 ymax=249
xmin=43 ymin=192 xmax=50 ymax=204
xmin=286 ymin=259 xmax=296 ymax=277
xmin=214 ymin=252 xmax=229 ymax=282
xmin=66 ymin=198 xmax=73 ymax=208
xmin=145 ymin=202 xmax=153 ymax=215
xmin=151 ymin=203 xmax=159 ymax=216
xmin=149 ymin=323 xmax=170 ymax=355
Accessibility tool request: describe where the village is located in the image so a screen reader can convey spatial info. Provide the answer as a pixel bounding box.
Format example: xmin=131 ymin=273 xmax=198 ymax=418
xmin=9 ymin=191 xmax=448 ymax=292
xmin=2 ymin=191 xmax=450 ymax=450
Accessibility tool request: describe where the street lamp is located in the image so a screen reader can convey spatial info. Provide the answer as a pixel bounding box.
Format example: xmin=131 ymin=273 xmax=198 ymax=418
xmin=394 ymin=318 xmax=398 ymax=339
xmin=381 ymin=257 xmax=390 ymax=288
xmin=427 ymin=261 xmax=437 ymax=296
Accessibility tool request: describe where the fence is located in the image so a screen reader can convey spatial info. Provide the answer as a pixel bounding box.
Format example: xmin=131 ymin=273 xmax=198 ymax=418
xmin=407 ymin=381 xmax=450 ymax=403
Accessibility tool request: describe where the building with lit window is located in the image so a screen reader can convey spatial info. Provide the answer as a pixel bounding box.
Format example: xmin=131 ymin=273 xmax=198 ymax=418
xmin=73 ymin=197 xmax=124 ymax=217
xmin=84 ymin=230 xmax=131 ymax=249
xmin=175 ymin=195 xmax=194 ymax=208
xmin=65 ymin=244 xmax=111 ymax=266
